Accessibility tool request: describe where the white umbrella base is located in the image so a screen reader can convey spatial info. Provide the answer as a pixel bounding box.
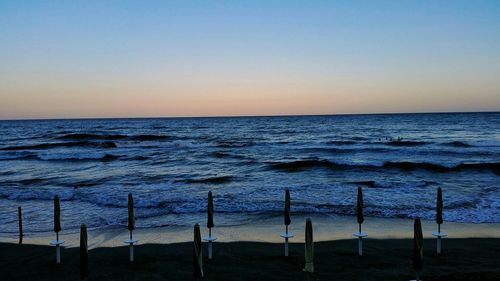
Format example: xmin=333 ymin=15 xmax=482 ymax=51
xmin=203 ymin=235 xmax=217 ymax=259
xmin=50 ymin=240 xmax=65 ymax=263
xmin=124 ymin=239 xmax=139 ymax=262
xmin=280 ymin=232 xmax=294 ymax=257
xmin=352 ymin=232 xmax=368 ymax=256
xmin=352 ymin=231 xmax=368 ymax=238
xmin=432 ymin=231 xmax=447 ymax=254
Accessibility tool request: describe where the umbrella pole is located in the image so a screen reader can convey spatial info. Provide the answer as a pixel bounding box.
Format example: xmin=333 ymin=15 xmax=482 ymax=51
xmin=358 ymin=224 xmax=363 ymax=256
xmin=208 ymin=228 xmax=213 ymax=260
xmin=129 ymin=230 xmax=134 ymax=262
xmin=55 ymin=232 xmax=61 ymax=263
xmin=285 ymin=225 xmax=289 ymax=257
xmin=437 ymin=224 xmax=441 ymax=255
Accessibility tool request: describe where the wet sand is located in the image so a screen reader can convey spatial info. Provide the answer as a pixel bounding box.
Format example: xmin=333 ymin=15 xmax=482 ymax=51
xmin=1 ymin=214 xmax=499 ymax=248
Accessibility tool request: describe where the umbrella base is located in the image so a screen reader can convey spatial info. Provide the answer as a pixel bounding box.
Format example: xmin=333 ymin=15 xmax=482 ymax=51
xmin=352 ymin=231 xmax=368 ymax=238
xmin=280 ymin=233 xmax=294 ymax=256
xmin=124 ymin=239 xmax=139 ymax=262
xmin=280 ymin=232 xmax=294 ymax=238
xmin=203 ymin=236 xmax=217 ymax=260
xmin=432 ymin=231 xmax=448 ymax=237
xmin=432 ymin=231 xmax=447 ymax=254
xmin=124 ymin=239 xmax=139 ymax=244
xmin=50 ymin=240 xmax=64 ymax=264
xmin=203 ymin=236 xmax=217 ymax=242
xmin=50 ymin=240 xmax=65 ymax=246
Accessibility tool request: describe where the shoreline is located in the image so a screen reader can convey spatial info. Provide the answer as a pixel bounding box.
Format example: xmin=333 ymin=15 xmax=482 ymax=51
xmin=1 ymin=214 xmax=499 ymax=248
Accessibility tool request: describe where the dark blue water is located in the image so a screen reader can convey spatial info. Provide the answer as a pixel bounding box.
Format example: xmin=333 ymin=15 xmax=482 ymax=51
xmin=0 ymin=113 xmax=499 ymax=233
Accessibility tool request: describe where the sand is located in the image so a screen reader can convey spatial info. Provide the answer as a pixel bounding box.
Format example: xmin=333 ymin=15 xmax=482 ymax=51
xmin=0 ymin=238 xmax=499 ymax=281
xmin=0 ymin=215 xmax=499 ymax=280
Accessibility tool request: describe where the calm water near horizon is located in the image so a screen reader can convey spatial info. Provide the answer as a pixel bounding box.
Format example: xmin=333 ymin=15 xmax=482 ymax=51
xmin=0 ymin=112 xmax=499 ymax=233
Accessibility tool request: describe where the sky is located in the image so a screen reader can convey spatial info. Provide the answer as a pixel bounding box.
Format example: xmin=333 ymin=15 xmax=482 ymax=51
xmin=1 ymin=0 xmax=500 ymax=119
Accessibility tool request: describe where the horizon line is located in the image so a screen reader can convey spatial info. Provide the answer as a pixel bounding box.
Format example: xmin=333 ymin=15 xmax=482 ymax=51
xmin=1 ymin=110 xmax=499 ymax=122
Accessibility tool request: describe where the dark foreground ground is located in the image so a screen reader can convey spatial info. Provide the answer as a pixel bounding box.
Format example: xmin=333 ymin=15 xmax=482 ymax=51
xmin=0 ymin=238 xmax=499 ymax=281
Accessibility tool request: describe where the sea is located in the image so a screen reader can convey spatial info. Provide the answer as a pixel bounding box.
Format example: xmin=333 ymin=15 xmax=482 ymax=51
xmin=0 ymin=112 xmax=499 ymax=234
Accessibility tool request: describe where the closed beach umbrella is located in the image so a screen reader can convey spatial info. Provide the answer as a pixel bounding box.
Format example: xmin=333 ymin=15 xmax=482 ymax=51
xmin=436 ymin=187 xmax=443 ymax=228
xmin=52 ymin=195 xmax=64 ymax=263
xmin=413 ymin=218 xmax=424 ymax=279
xmin=284 ymin=189 xmax=291 ymax=227
xmin=193 ymin=224 xmax=204 ymax=278
xmin=127 ymin=193 xmax=135 ymax=234
xmin=304 ymin=218 xmax=314 ymax=273
xmin=125 ymin=193 xmax=138 ymax=262
xmin=357 ymin=187 xmax=364 ymax=227
xmin=433 ymin=187 xmax=447 ymax=254
xmin=54 ymin=196 xmax=61 ymax=237
xmin=80 ymin=224 xmax=89 ymax=279
xmin=207 ymin=191 xmax=214 ymax=229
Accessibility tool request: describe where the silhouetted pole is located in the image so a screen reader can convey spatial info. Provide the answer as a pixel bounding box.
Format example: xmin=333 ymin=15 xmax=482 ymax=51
xmin=50 ymin=195 xmax=65 ymax=263
xmin=80 ymin=224 xmax=89 ymax=279
xmin=124 ymin=193 xmax=138 ymax=262
xmin=432 ymin=187 xmax=447 ymax=254
xmin=193 ymin=224 xmax=204 ymax=278
xmin=303 ymin=218 xmax=314 ymax=273
xmin=280 ymin=189 xmax=294 ymax=256
xmin=203 ymin=191 xmax=217 ymax=259
xmin=412 ymin=218 xmax=424 ymax=281
xmin=18 ymin=206 xmax=23 ymax=244
xmin=353 ymin=187 xmax=368 ymax=256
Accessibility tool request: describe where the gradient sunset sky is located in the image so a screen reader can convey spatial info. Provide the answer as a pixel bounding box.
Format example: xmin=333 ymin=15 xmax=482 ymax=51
xmin=1 ymin=0 xmax=499 ymax=119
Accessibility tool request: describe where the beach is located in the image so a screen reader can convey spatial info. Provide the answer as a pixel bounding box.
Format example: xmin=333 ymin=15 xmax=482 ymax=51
xmin=1 ymin=238 xmax=499 ymax=280
xmin=1 ymin=215 xmax=499 ymax=280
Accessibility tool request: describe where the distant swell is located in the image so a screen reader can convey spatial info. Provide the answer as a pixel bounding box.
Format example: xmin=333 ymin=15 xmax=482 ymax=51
xmin=37 ymin=153 xmax=120 ymax=162
xmin=178 ymin=176 xmax=234 ymax=184
xmin=444 ymin=141 xmax=472 ymax=147
xmin=269 ymin=159 xmax=500 ymax=174
xmin=57 ymin=133 xmax=128 ymax=140
xmin=1 ymin=141 xmax=117 ymax=150
xmin=57 ymin=133 xmax=172 ymax=141
xmin=326 ymin=140 xmax=356 ymax=145
xmin=216 ymin=140 xmax=254 ymax=148
xmin=128 ymin=135 xmax=172 ymax=141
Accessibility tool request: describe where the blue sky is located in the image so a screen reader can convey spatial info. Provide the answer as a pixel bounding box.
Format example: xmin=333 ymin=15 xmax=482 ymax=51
xmin=1 ymin=1 xmax=499 ymax=118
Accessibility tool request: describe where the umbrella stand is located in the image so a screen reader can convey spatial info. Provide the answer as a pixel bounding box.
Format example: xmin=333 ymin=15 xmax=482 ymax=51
xmin=203 ymin=227 xmax=217 ymax=259
xmin=352 ymin=223 xmax=368 ymax=256
xmin=124 ymin=230 xmax=138 ymax=262
xmin=432 ymin=225 xmax=447 ymax=254
xmin=50 ymin=232 xmax=65 ymax=263
xmin=280 ymin=225 xmax=294 ymax=256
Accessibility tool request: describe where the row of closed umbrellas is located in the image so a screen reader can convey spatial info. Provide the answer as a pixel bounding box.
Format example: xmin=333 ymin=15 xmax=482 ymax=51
xmin=15 ymin=187 xmax=446 ymax=280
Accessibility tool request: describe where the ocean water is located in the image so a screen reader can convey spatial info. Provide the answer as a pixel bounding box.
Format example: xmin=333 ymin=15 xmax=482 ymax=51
xmin=0 ymin=113 xmax=499 ymax=233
